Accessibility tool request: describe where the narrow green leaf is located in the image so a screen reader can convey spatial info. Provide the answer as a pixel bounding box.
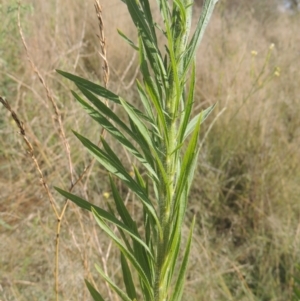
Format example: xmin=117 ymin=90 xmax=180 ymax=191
xmin=120 ymin=97 xmax=168 ymax=189
xmin=170 ymin=216 xmax=195 ymax=301
xmin=138 ymin=35 xmax=165 ymax=99
xmin=95 ymin=264 xmax=132 ymax=301
xmin=117 ymin=29 xmax=139 ymax=50
xmin=109 ymin=177 xmax=152 ymax=281
xmin=125 ymin=0 xmax=167 ymax=92
xmin=85 ymin=279 xmax=105 ymax=301
xmin=165 ymin=185 xmax=188 ymax=282
xmin=133 ymin=166 xmax=146 ymax=190
xmin=120 ymin=98 xmax=154 ymax=152
xmin=161 ymin=0 xmax=181 ymax=114
xmin=72 ymin=131 xmax=156 ymax=208
xmin=74 ymin=130 xmax=162 ymax=234
xmin=93 ymin=208 xmax=153 ymax=298
xmin=183 ymin=103 xmax=215 ymax=140
xmin=74 ymin=87 xmax=159 ymax=177
xmin=174 ymin=113 xmax=202 ymax=215
xmin=136 ymin=79 xmax=155 ymax=121
xmin=178 ymin=62 xmax=196 ymax=143
xmin=73 ymin=130 xmax=133 ymax=182
xmin=57 ymin=69 xmax=151 ymax=123
xmin=100 ymin=136 xmax=127 ymax=169
xmin=201 ymin=102 xmax=216 ymax=122
xmin=186 ymin=148 xmax=200 ymax=196
xmin=54 ymin=187 xmax=153 ymax=258
xmin=121 ymin=253 xmax=137 ymax=300
xmin=139 ymin=0 xmax=157 ymax=45
xmin=109 ymin=175 xmax=135 ymax=229
xmin=182 ymin=0 xmax=219 ymax=77
xmin=111 ymin=172 xmax=153 ymax=284
xmin=57 ymin=69 xmax=119 ymax=102
xmin=144 ymin=80 xmax=169 ymax=142
xmin=73 ymin=87 xmax=136 ymax=139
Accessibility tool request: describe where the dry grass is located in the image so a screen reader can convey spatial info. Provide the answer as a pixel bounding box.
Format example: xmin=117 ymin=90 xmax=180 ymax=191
xmin=0 ymin=0 xmax=300 ymax=300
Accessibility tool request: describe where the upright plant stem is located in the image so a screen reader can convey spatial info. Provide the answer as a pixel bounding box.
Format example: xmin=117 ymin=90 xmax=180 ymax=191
xmin=56 ymin=0 xmax=219 ymax=300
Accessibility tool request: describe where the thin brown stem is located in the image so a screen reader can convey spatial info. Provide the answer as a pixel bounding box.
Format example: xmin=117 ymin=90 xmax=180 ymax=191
xmin=16 ymin=5 xmax=78 ymax=300
xmin=17 ymin=4 xmax=74 ymax=186
xmin=0 ymin=97 xmax=60 ymax=219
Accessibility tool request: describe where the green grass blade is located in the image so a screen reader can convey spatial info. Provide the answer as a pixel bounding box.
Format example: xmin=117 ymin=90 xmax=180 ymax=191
xmin=84 ymin=279 xmax=105 ymax=301
xmin=170 ymin=216 xmax=195 ymax=301
xmin=121 ymin=253 xmax=137 ymax=300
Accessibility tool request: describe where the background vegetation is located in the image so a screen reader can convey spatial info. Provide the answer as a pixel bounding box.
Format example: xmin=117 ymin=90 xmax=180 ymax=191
xmin=0 ymin=0 xmax=299 ymax=300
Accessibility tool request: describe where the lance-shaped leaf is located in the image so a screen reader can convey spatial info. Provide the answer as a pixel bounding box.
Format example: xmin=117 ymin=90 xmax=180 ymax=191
xmin=178 ymin=62 xmax=196 ymax=143
xmin=56 ymin=69 xmax=151 ymax=123
xmin=160 ymin=0 xmax=181 ymax=115
xmin=95 ymin=264 xmax=132 ymax=301
xmin=55 ymin=187 xmax=153 ymax=258
xmin=125 ymin=0 xmax=167 ymax=92
xmin=85 ymin=279 xmax=105 ymax=301
xmin=132 ymin=167 xmax=153 ymax=279
xmin=73 ymin=131 xmax=160 ymax=222
xmin=136 ymin=79 xmax=155 ymax=121
xmin=93 ymin=209 xmax=153 ymax=298
xmin=183 ymin=103 xmax=216 ymax=140
xmin=173 ymin=113 xmax=202 ymax=215
xmin=110 ymin=175 xmax=135 ymax=228
xmin=170 ymin=216 xmax=195 ymax=301
xmin=139 ymin=0 xmax=157 ymax=45
xmin=75 ymin=86 xmax=157 ymax=167
xmin=74 ymin=87 xmax=136 ymax=138
xmin=138 ymin=35 xmax=166 ymax=111
xmin=182 ymin=0 xmax=219 ymax=77
xmin=73 ymin=93 xmax=159 ymax=181
xmin=120 ymin=97 xmax=168 ymax=188
xmin=121 ymin=253 xmax=137 ymax=300
xmin=117 ymin=29 xmax=139 ymax=50
xmin=163 ymin=184 xmax=188 ymax=286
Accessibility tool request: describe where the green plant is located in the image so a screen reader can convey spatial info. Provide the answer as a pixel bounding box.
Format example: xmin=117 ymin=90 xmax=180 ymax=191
xmin=56 ymin=0 xmax=218 ymax=300
xmin=293 ymin=265 xmax=300 ymax=301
